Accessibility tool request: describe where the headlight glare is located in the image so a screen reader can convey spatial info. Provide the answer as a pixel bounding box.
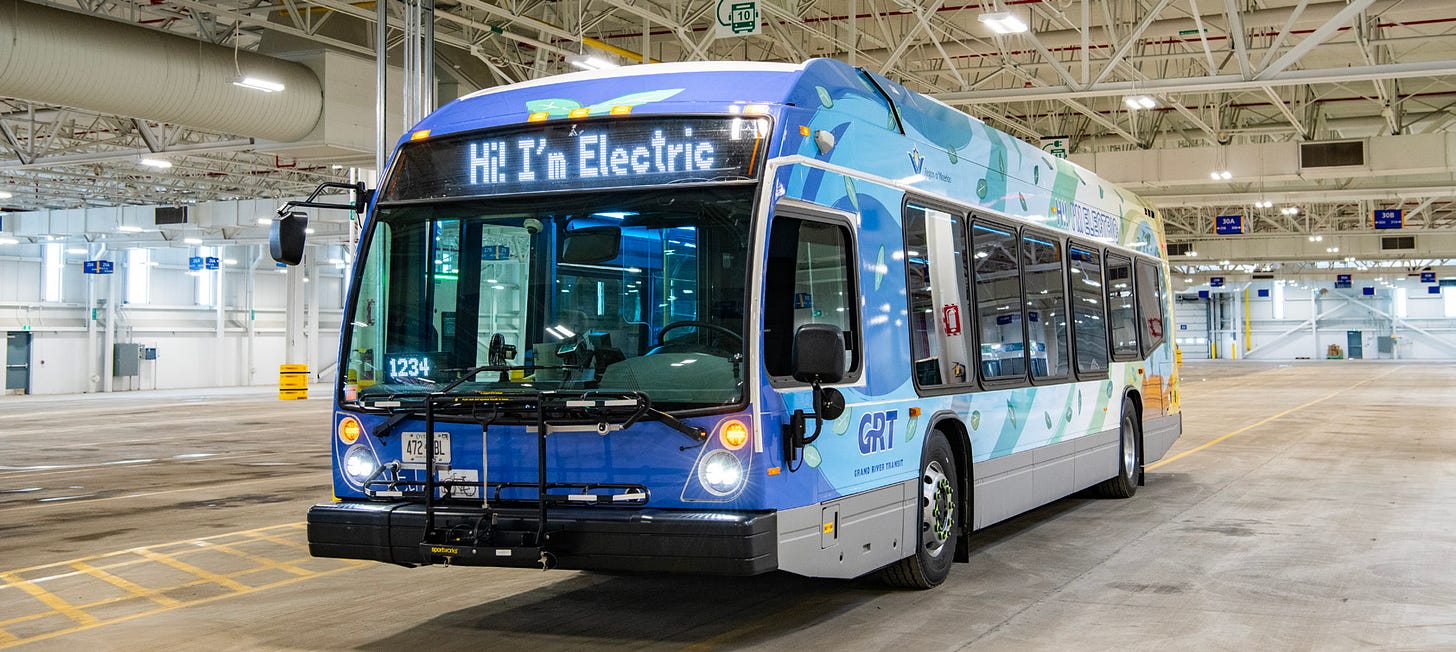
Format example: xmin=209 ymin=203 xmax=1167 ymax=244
xmin=343 ymin=445 xmax=378 ymax=483
xmin=698 ymin=450 xmax=744 ymax=496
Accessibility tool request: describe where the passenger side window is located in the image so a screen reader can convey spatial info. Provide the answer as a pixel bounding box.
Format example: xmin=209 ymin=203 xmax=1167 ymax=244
xmin=763 ymin=215 xmax=858 ymax=378
xmin=905 ymin=203 xmax=972 ymax=388
xmin=1069 ymin=245 xmax=1109 ymax=375
xmin=1106 ymin=254 xmax=1139 ymax=360
xmin=972 ymin=222 xmax=1024 ymax=381
xmin=1022 ymin=233 xmax=1068 ymax=381
xmin=1135 ymin=259 xmax=1166 ymax=357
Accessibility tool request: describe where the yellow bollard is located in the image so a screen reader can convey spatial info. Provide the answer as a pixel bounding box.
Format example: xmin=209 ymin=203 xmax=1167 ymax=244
xmin=279 ymin=364 xmax=309 ymax=400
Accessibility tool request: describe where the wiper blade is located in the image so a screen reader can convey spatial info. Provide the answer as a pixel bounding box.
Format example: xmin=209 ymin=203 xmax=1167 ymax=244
xmin=437 ymin=364 xmax=532 ymax=393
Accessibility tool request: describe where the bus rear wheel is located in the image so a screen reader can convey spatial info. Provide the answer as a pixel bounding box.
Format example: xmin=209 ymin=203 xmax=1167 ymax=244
xmin=881 ymin=430 xmax=958 ymax=589
xmin=1095 ymin=397 xmax=1141 ymax=498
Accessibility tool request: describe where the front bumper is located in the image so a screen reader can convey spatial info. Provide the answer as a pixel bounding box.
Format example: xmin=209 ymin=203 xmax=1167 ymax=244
xmin=307 ymin=501 xmax=778 ymax=575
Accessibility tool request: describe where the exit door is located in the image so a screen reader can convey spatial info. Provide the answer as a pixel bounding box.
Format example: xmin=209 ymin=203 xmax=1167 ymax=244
xmin=1346 ymin=330 xmax=1363 ymax=360
xmin=5 ymin=332 xmax=31 ymax=395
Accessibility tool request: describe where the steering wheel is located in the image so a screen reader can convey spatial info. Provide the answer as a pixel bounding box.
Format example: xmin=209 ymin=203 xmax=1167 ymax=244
xmin=656 ymin=321 xmax=743 ymax=352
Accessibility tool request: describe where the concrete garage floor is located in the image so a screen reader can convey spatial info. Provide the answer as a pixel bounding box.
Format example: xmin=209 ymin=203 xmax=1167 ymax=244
xmin=1 ymin=361 xmax=1453 ymax=650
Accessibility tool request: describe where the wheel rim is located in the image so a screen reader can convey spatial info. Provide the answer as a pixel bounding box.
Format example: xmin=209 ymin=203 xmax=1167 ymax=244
xmin=1122 ymin=415 xmax=1137 ymax=481
xmin=922 ymin=460 xmax=954 ymax=557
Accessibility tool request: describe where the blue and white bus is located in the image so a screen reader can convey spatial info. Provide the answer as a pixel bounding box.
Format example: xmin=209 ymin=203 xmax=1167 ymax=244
xmin=283 ymin=59 xmax=1181 ymax=588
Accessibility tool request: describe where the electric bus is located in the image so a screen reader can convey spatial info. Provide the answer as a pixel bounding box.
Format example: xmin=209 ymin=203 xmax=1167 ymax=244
xmin=277 ymin=58 xmax=1181 ymax=588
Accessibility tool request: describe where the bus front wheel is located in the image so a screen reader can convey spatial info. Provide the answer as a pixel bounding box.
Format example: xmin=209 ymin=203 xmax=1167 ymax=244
xmin=1095 ymin=396 xmax=1141 ymax=498
xmin=881 ymin=430 xmax=958 ymax=589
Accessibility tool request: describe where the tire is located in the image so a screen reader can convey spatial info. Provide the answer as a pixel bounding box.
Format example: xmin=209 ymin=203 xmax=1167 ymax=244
xmin=882 ymin=430 xmax=959 ymax=589
xmin=1095 ymin=397 xmax=1141 ymax=499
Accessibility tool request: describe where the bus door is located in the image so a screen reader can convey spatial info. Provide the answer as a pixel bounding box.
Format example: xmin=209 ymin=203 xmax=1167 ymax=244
xmin=761 ymin=202 xmax=863 ymax=485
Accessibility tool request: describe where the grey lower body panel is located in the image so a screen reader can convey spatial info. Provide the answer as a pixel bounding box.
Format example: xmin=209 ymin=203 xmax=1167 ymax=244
xmin=1142 ymin=412 xmax=1183 ymax=464
xmin=776 ymin=479 xmax=917 ymax=579
xmin=971 ymin=428 xmax=1119 ymax=530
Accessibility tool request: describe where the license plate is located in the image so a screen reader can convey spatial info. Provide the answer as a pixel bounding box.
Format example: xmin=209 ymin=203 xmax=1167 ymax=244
xmin=402 ymin=431 xmax=450 ymax=465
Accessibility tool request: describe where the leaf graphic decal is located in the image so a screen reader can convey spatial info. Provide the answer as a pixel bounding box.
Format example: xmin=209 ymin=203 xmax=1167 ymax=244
xmin=525 ymin=98 xmax=581 ymax=117
xmin=586 ymin=88 xmax=685 ymax=113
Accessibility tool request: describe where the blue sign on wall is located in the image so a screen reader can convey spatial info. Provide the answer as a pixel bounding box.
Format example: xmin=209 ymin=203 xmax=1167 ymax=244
xmin=481 ymin=245 xmax=511 ymax=261
xmin=1198 ymin=290 xmax=1210 ymax=299
xmin=205 ymin=256 xmax=220 ymax=270
xmin=1373 ymin=209 xmax=1403 ymax=229
xmin=793 ymin=292 xmax=813 ymax=309
xmin=83 ymin=261 xmax=97 ymax=274
xmin=1210 ymin=277 xmax=1224 ymax=287
xmin=189 ymin=256 xmax=204 ymax=271
xmin=1362 ymin=287 xmax=1375 ymax=296
xmin=1215 ymin=215 xmax=1245 ymax=235
xmin=1430 ymin=286 xmax=1442 ymax=295
xmin=1336 ymin=273 xmax=1352 ymax=288
xmin=83 ymin=260 xmax=114 ymax=274
xmin=1421 ymin=271 xmax=1436 ymax=283
xmin=1257 ymin=288 xmax=1270 ymax=297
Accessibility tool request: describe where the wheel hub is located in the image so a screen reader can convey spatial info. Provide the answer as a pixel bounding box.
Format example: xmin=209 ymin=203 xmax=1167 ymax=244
xmin=922 ymin=460 xmax=954 ymax=557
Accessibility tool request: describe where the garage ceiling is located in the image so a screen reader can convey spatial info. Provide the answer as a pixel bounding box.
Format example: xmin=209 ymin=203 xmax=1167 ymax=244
xmin=3 ymin=0 xmax=1456 ymax=258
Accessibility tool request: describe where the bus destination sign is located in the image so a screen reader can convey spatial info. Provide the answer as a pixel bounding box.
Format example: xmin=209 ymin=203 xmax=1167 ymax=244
xmin=382 ymin=117 xmax=770 ymax=201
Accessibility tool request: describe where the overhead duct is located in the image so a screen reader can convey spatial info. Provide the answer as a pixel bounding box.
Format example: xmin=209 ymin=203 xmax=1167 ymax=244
xmin=0 ymin=0 xmax=322 ymax=142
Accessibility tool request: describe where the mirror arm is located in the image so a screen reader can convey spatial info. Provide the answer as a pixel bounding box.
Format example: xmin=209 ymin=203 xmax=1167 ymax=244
xmin=276 ymin=181 xmax=370 ymax=217
xmin=782 ymin=380 xmax=827 ymax=469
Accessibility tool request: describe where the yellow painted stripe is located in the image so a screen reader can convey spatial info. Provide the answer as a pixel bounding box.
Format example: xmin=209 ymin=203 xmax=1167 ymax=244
xmin=1147 ymin=367 xmax=1400 ymax=471
xmin=133 ymin=550 xmax=251 ymax=593
xmin=0 ymin=562 xmax=366 ymax=650
xmin=205 ymin=543 xmax=312 ymax=577
xmin=71 ymin=561 xmax=182 ymax=608
xmin=0 ymin=522 xmax=304 ymax=576
xmin=0 ymin=571 xmax=100 ymax=627
xmin=0 ymin=629 xmax=16 ymax=645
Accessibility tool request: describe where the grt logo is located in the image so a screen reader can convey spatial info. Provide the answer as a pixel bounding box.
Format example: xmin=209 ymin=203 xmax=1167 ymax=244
xmin=858 ymin=410 xmax=900 ymax=455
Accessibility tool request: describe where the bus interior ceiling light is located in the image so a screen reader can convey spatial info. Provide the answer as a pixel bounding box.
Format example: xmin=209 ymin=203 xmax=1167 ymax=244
xmin=1124 ymin=95 xmax=1157 ymax=110
xmin=978 ymin=11 xmax=1028 ymax=34
xmin=232 ymin=76 xmax=285 ymax=93
xmin=139 ymin=158 xmax=173 ymax=169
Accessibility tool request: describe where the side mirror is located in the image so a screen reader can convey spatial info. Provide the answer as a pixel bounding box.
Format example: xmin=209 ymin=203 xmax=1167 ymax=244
xmin=784 ymin=323 xmax=847 ymax=468
xmin=791 ymin=323 xmax=846 ymax=384
xmin=560 ymin=226 xmax=621 ymax=265
xmin=270 ymin=211 xmax=308 ymax=266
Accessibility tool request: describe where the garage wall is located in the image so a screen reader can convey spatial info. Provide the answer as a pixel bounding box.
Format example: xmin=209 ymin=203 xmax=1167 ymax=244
xmin=0 ymin=246 xmax=347 ymax=395
xmin=1174 ymin=281 xmax=1456 ymax=361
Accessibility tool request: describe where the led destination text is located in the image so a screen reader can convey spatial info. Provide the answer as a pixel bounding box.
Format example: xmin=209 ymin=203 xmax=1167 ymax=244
xmin=381 ymin=117 xmax=768 ymax=200
xmin=470 ymin=127 xmax=723 ymax=185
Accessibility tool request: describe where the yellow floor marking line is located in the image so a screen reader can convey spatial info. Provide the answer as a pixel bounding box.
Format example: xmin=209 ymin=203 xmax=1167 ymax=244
xmin=0 ymin=561 xmax=367 ymax=650
xmin=70 ymin=562 xmax=183 ymax=608
xmin=205 ymin=542 xmax=313 ymax=577
xmin=0 ymin=571 xmax=100 ymax=627
xmin=133 ymin=549 xmax=252 ymax=593
xmin=0 ymin=523 xmax=367 ymax=650
xmin=1147 ymin=367 xmax=1400 ymax=471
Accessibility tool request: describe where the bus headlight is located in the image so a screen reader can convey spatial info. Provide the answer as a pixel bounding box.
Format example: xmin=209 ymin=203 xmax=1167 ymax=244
xmin=343 ymin=445 xmax=378 ymax=483
xmin=698 ymin=450 xmax=744 ymax=496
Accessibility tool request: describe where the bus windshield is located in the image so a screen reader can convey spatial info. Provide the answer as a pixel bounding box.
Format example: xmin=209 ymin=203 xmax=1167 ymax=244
xmin=342 ymin=185 xmax=754 ymax=411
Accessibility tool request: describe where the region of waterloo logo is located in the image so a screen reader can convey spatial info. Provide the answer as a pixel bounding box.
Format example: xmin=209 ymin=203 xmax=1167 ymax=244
xmin=908 ymin=147 xmax=925 ymax=174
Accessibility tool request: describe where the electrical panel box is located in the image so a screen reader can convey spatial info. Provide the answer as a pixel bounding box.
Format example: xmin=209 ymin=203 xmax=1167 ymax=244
xmin=113 ymin=343 xmax=141 ymax=376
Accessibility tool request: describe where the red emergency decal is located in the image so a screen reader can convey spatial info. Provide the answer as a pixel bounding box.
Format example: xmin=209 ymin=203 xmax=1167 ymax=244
xmin=942 ymin=304 xmax=961 ymax=336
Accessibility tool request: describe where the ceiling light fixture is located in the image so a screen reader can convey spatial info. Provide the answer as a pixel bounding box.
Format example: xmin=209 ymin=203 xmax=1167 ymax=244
xmin=978 ymin=11 xmax=1029 ymax=34
xmin=66 ymin=247 xmax=88 ymax=254
xmin=232 ymin=76 xmax=285 ymax=93
xmin=1209 ymin=170 xmax=1232 ymax=180
xmin=0 ymin=191 xmax=12 ymax=199
xmin=569 ymin=56 xmax=618 ymax=71
xmin=139 ymin=158 xmax=172 ymax=169
xmin=184 ymin=237 xmax=203 ymax=245
xmin=117 ymin=225 xmax=144 ymax=233
xmin=1124 ymin=95 xmax=1157 ymax=110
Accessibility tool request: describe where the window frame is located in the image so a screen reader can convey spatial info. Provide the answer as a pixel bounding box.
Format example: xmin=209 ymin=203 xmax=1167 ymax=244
xmin=1067 ymin=238 xmax=1111 ymax=381
xmin=1105 ymin=251 xmax=1140 ymax=362
xmin=968 ymin=214 xmax=1030 ymax=390
xmin=1019 ymin=227 xmax=1072 ymax=386
xmin=763 ymin=200 xmax=864 ymax=389
xmin=1134 ymin=256 xmax=1167 ymax=358
xmin=902 ymin=196 xmax=976 ymax=396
